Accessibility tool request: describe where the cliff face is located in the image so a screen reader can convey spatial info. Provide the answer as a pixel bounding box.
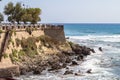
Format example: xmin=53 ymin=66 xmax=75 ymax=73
xmin=0 ymin=24 xmax=68 ymax=77
xmin=0 ymin=24 xmax=66 ymax=59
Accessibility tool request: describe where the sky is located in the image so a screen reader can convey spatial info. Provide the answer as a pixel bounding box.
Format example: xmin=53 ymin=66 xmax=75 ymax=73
xmin=0 ymin=0 xmax=120 ymax=23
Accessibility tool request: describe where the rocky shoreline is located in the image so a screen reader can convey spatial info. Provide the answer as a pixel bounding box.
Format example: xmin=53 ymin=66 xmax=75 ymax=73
xmin=18 ymin=42 xmax=95 ymax=76
xmin=0 ymin=36 xmax=95 ymax=79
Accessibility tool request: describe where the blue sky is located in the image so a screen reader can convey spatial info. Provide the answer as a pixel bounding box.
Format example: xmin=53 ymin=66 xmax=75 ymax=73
xmin=0 ymin=0 xmax=120 ymax=23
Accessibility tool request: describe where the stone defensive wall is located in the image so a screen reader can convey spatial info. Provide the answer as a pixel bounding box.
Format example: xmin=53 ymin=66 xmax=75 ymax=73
xmin=0 ymin=24 xmax=64 ymax=31
xmin=0 ymin=23 xmax=65 ymax=43
xmin=0 ymin=23 xmax=66 ymax=77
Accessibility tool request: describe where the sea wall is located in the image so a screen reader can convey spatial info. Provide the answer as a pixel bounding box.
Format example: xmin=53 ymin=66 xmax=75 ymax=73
xmin=0 ymin=24 xmax=66 ymax=77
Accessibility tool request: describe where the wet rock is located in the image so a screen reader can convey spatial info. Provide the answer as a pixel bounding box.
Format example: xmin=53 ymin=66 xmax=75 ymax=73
xmin=76 ymin=55 xmax=84 ymax=61
xmin=90 ymin=49 xmax=95 ymax=53
xmin=70 ymin=44 xmax=92 ymax=56
xmin=74 ymin=73 xmax=82 ymax=76
xmin=65 ymin=57 xmax=72 ymax=63
xmin=33 ymin=70 xmax=41 ymax=74
xmin=62 ymin=63 xmax=67 ymax=68
xmin=64 ymin=70 xmax=73 ymax=75
xmin=0 ymin=78 xmax=16 ymax=80
xmin=99 ymin=47 xmax=103 ymax=51
xmin=33 ymin=67 xmax=42 ymax=74
xmin=20 ymin=68 xmax=27 ymax=75
xmin=71 ymin=61 xmax=78 ymax=66
xmin=48 ymin=62 xmax=63 ymax=71
xmin=51 ymin=63 xmax=62 ymax=70
xmin=66 ymin=67 xmax=69 ymax=69
xmin=86 ymin=69 xmax=92 ymax=73
xmin=82 ymin=47 xmax=91 ymax=56
xmin=62 ymin=51 xmax=75 ymax=56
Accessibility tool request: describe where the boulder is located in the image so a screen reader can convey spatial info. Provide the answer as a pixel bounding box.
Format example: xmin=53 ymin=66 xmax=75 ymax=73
xmin=71 ymin=61 xmax=78 ymax=66
xmin=74 ymin=73 xmax=82 ymax=76
xmin=90 ymin=49 xmax=95 ymax=53
xmin=62 ymin=63 xmax=67 ymax=68
xmin=65 ymin=57 xmax=72 ymax=63
xmin=20 ymin=68 xmax=27 ymax=75
xmin=76 ymin=55 xmax=84 ymax=61
xmin=33 ymin=70 xmax=41 ymax=74
xmin=64 ymin=70 xmax=73 ymax=75
xmin=33 ymin=67 xmax=43 ymax=74
xmin=86 ymin=69 xmax=92 ymax=73
xmin=66 ymin=67 xmax=69 ymax=69
xmin=99 ymin=47 xmax=103 ymax=51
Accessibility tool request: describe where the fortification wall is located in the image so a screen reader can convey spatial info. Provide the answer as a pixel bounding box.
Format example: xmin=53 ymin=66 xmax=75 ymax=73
xmin=0 ymin=24 xmax=66 ymax=77
xmin=44 ymin=25 xmax=65 ymax=42
xmin=0 ymin=24 xmax=65 ymax=41
xmin=0 ymin=24 xmax=65 ymax=63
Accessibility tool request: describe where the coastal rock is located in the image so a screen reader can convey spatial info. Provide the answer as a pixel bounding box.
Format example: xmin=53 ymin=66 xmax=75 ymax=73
xmin=0 ymin=78 xmax=16 ymax=80
xmin=71 ymin=61 xmax=78 ymax=66
xmin=62 ymin=63 xmax=67 ymax=68
xmin=64 ymin=70 xmax=73 ymax=75
xmin=62 ymin=51 xmax=75 ymax=56
xmin=20 ymin=68 xmax=27 ymax=75
xmin=33 ymin=68 xmax=42 ymax=74
xmin=65 ymin=57 xmax=72 ymax=63
xmin=48 ymin=59 xmax=63 ymax=71
xmin=0 ymin=69 xmax=13 ymax=78
xmin=51 ymin=62 xmax=63 ymax=70
xmin=74 ymin=73 xmax=83 ymax=76
xmin=90 ymin=49 xmax=95 ymax=53
xmin=76 ymin=55 xmax=84 ymax=61
xmin=70 ymin=43 xmax=93 ymax=56
xmin=99 ymin=47 xmax=103 ymax=52
xmin=66 ymin=67 xmax=69 ymax=69
xmin=86 ymin=69 xmax=92 ymax=73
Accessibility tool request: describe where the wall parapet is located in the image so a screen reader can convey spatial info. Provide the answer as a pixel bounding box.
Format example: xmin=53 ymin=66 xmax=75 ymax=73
xmin=0 ymin=24 xmax=64 ymax=31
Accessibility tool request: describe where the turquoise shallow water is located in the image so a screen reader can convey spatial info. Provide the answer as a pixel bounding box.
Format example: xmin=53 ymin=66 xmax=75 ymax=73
xmin=17 ymin=24 xmax=120 ymax=80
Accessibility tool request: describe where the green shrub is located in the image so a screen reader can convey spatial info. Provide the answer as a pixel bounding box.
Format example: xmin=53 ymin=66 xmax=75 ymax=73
xmin=38 ymin=35 xmax=58 ymax=48
xmin=12 ymin=49 xmax=18 ymax=58
xmin=8 ymin=38 xmax=14 ymax=46
xmin=68 ymin=41 xmax=74 ymax=46
xmin=15 ymin=38 xmax=21 ymax=47
xmin=0 ymin=29 xmax=3 ymax=33
xmin=20 ymin=37 xmax=38 ymax=57
xmin=3 ymin=53 xmax=8 ymax=58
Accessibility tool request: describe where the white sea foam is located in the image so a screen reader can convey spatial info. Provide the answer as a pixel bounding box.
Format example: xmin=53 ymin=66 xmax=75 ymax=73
xmin=68 ymin=35 xmax=120 ymax=42
xmin=17 ymin=35 xmax=120 ymax=80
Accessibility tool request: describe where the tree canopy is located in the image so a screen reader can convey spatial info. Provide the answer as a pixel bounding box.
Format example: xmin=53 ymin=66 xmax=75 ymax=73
xmin=4 ymin=2 xmax=41 ymax=24
xmin=0 ymin=13 xmax=4 ymax=23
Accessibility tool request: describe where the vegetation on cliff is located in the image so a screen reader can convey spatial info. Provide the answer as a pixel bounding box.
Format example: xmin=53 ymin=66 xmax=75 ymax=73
xmin=9 ymin=35 xmax=62 ymax=63
xmin=4 ymin=2 xmax=41 ymax=24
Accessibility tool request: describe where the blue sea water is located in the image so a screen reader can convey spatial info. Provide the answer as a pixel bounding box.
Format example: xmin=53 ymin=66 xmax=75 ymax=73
xmin=64 ymin=24 xmax=120 ymax=36
xmin=64 ymin=24 xmax=120 ymax=80
xmin=18 ymin=24 xmax=120 ymax=80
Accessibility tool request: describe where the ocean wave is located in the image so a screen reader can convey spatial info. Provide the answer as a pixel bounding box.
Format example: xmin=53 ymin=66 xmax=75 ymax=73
xmin=67 ymin=35 xmax=120 ymax=42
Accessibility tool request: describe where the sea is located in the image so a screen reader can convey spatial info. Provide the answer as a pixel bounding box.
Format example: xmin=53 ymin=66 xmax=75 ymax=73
xmin=17 ymin=24 xmax=120 ymax=80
